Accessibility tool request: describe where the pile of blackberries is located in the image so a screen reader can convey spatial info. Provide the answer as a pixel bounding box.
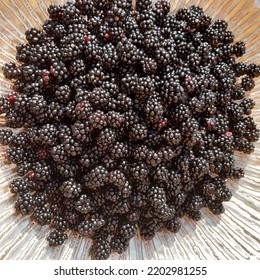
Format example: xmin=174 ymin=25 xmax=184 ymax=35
xmin=0 ymin=0 xmax=259 ymax=259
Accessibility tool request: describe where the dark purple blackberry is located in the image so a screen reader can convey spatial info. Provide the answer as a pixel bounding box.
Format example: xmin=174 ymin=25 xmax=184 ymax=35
xmin=87 ymin=65 xmax=107 ymax=87
xmin=139 ymin=219 xmax=163 ymax=240
xmin=32 ymin=204 xmax=53 ymax=225
xmin=78 ymin=214 xmax=105 ymax=237
xmin=117 ymin=38 xmax=142 ymax=65
xmin=243 ymin=127 xmax=260 ymax=142
xmin=110 ymin=234 xmax=129 ymax=254
xmin=240 ymin=98 xmax=255 ymax=115
xmin=47 ymin=4 xmax=64 ymax=20
xmin=9 ymin=178 xmax=30 ymax=194
xmin=15 ymin=193 xmax=36 ymax=215
xmin=74 ymin=100 xmax=93 ymax=120
xmin=50 ymin=61 xmax=69 ymax=82
xmin=129 ymin=123 xmax=148 ymax=141
xmin=247 ymin=63 xmax=260 ymax=78
xmin=71 ymin=120 xmax=91 ymax=144
xmin=50 ymin=144 xmax=68 ymax=163
xmin=88 ymin=110 xmax=107 ymax=129
xmin=60 ymin=179 xmax=82 ymax=199
xmin=84 ymin=165 xmax=109 ymax=189
xmin=47 ymin=230 xmax=67 ymax=246
xmin=207 ymin=199 xmax=225 ymax=215
xmin=241 ymin=76 xmax=255 ymax=91
xmin=32 ymin=161 xmax=52 ymax=182
xmin=97 ymin=128 xmax=117 ymax=148
xmin=75 ymin=0 xmax=94 ymax=15
xmin=102 ymin=43 xmax=119 ymax=69
xmin=74 ymin=194 xmax=93 ymax=214
xmin=0 ymin=95 xmax=10 ymax=114
xmin=56 ymin=160 xmax=78 ymax=178
xmin=2 ymin=62 xmax=21 ymax=79
xmin=165 ymin=217 xmax=181 ymax=233
xmin=91 ymin=234 xmax=111 ymax=260
xmin=235 ymin=62 xmax=248 ymax=77
xmin=52 ymin=215 xmax=68 ymax=232
xmin=230 ymin=168 xmax=244 ymax=179
xmin=163 ymin=128 xmax=181 ymax=145
xmin=119 ymin=222 xmax=138 ymax=240
xmin=5 ymin=109 xmax=24 ymax=128
xmin=222 ymin=30 xmax=234 ymax=44
xmin=141 ymin=57 xmax=158 ymax=74
xmin=233 ymin=41 xmax=246 ymax=57
xmin=0 ymin=128 xmax=14 ymax=145
xmin=25 ymin=28 xmax=45 ymax=45
xmin=16 ymin=161 xmax=34 ymax=176
xmin=104 ymin=216 xmax=119 ymax=235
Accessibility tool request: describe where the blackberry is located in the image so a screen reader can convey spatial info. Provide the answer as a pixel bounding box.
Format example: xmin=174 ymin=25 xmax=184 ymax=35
xmin=97 ymin=128 xmax=117 ymax=148
xmin=84 ymin=166 xmax=109 ymax=189
xmin=74 ymin=194 xmax=93 ymax=214
xmin=32 ymin=204 xmax=53 ymax=225
xmin=50 ymin=61 xmax=69 ymax=82
xmin=104 ymin=216 xmax=119 ymax=235
xmin=91 ymin=234 xmax=111 ymax=260
xmin=136 ymin=0 xmax=152 ymax=11
xmin=0 ymin=129 xmax=14 ymax=145
xmin=87 ymin=65 xmax=107 ymax=86
xmin=60 ymin=179 xmax=82 ymax=199
xmin=233 ymin=41 xmax=246 ymax=57
xmin=88 ymin=110 xmax=107 ymax=129
xmin=139 ymin=219 xmax=163 ymax=240
xmin=110 ymin=235 xmax=129 ymax=254
xmin=163 ymin=128 xmax=182 ymax=145
xmin=241 ymin=76 xmax=255 ymax=91
xmin=25 ymin=28 xmax=45 ymax=45
xmin=2 ymin=62 xmax=21 ymax=79
xmin=78 ymin=214 xmax=105 ymax=237
xmin=235 ymin=62 xmax=248 ymax=77
xmin=9 ymin=178 xmax=30 ymax=194
xmin=56 ymin=160 xmax=78 ymax=178
xmin=145 ymin=95 xmax=164 ymax=126
xmin=0 ymin=95 xmax=10 ymax=114
xmin=117 ymin=38 xmax=142 ymax=65
xmin=102 ymin=43 xmax=119 ymax=69
xmin=50 ymin=144 xmax=68 ymax=163
xmin=52 ymin=215 xmax=68 ymax=232
xmin=247 ymin=63 xmax=260 ymax=78
xmin=119 ymin=222 xmax=138 ymax=239
xmin=243 ymin=128 xmax=260 ymax=142
xmin=5 ymin=109 xmax=24 ymax=128
xmin=15 ymin=193 xmax=36 ymax=215
xmin=71 ymin=120 xmax=91 ymax=144
xmin=207 ymin=199 xmax=225 ymax=215
xmin=222 ymin=30 xmax=234 ymax=44
xmin=240 ymin=98 xmax=255 ymax=115
xmin=69 ymin=59 xmax=86 ymax=76
xmin=48 ymin=4 xmax=64 ymax=20
xmin=165 ymin=217 xmax=181 ymax=233
xmin=74 ymin=100 xmax=93 ymax=120
xmin=141 ymin=57 xmax=157 ymax=74
xmin=47 ymin=230 xmax=67 ymax=246
xmin=129 ymin=123 xmax=148 ymax=141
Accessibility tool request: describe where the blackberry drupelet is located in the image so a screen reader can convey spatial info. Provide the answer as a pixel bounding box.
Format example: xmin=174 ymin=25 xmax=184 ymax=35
xmin=47 ymin=230 xmax=68 ymax=246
